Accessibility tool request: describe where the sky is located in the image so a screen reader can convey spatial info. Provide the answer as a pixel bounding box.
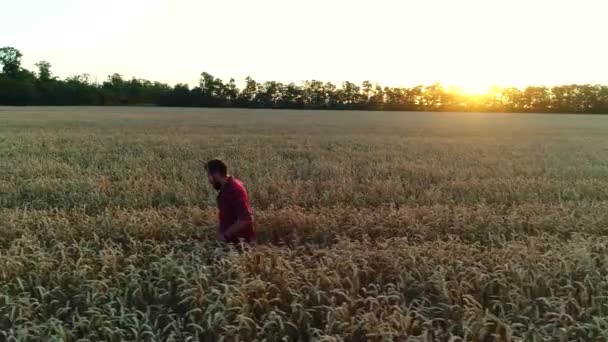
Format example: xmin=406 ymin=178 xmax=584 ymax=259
xmin=3 ymin=0 xmax=607 ymax=92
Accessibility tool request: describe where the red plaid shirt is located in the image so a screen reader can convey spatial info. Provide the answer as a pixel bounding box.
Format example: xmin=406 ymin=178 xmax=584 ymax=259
xmin=217 ymin=176 xmax=255 ymax=244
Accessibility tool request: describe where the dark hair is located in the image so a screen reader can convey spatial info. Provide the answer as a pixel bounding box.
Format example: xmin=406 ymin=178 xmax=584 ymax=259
xmin=206 ymin=159 xmax=227 ymax=176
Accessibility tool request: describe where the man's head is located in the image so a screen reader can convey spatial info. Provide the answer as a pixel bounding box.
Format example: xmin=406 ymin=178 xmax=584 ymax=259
xmin=206 ymin=159 xmax=228 ymax=191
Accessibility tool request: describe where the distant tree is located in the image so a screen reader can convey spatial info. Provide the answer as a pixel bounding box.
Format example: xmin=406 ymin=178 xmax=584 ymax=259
xmin=126 ymin=78 xmax=145 ymax=104
xmin=368 ymin=84 xmax=384 ymax=110
xmin=100 ymin=73 xmax=126 ymax=104
xmin=2 ymin=46 xmax=608 ymax=113
xmin=421 ymin=83 xmax=443 ymax=111
xmin=57 ymin=74 xmax=99 ymax=105
xmin=159 ymin=83 xmax=191 ymax=106
xmin=0 ymin=47 xmax=23 ymax=78
xmin=303 ymin=80 xmax=327 ymax=109
xmin=340 ymin=81 xmax=361 ymax=109
xmin=0 ymin=77 xmax=34 ymax=105
xmin=574 ymin=85 xmax=599 ymax=113
xmin=523 ymin=86 xmax=551 ymax=112
xmin=223 ymin=78 xmax=239 ymax=106
xmin=439 ymin=88 xmax=458 ymax=111
xmin=383 ymin=87 xmax=399 ymax=110
xmin=324 ymin=82 xmax=339 ymax=108
xmin=486 ymin=85 xmax=504 ymax=112
xmin=256 ymin=81 xmax=283 ymax=108
xmin=361 ymin=81 xmax=373 ymax=108
xmin=596 ymin=85 xmax=608 ymax=113
xmin=32 ymin=61 xmax=55 ymax=104
xmin=0 ymin=47 xmax=36 ymax=105
xmin=551 ymin=85 xmax=573 ymax=113
xmin=501 ymin=87 xmax=524 ymax=112
xmin=281 ymin=82 xmax=304 ymax=109
xmin=237 ymin=76 xmax=258 ymax=107
xmin=35 ymin=61 xmax=53 ymax=82
xmin=196 ymin=72 xmax=227 ymax=106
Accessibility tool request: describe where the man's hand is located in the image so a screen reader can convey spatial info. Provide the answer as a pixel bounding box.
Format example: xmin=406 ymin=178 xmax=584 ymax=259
xmin=223 ymin=219 xmax=248 ymax=242
xmin=216 ymin=229 xmax=226 ymax=242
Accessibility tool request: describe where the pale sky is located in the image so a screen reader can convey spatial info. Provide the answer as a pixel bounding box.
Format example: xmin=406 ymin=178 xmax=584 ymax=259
xmin=3 ymin=0 xmax=607 ymax=91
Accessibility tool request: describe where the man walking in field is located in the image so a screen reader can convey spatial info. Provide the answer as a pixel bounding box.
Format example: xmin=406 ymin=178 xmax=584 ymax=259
xmin=206 ymin=159 xmax=256 ymax=245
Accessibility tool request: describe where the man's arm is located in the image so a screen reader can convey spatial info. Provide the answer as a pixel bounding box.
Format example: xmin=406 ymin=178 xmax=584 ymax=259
xmin=223 ymin=219 xmax=250 ymax=241
xmin=216 ymin=228 xmax=226 ymax=242
xmin=223 ymin=188 xmax=252 ymax=240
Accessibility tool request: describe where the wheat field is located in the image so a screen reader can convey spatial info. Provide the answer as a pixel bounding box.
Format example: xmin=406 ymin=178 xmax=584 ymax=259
xmin=1 ymin=107 xmax=608 ymax=341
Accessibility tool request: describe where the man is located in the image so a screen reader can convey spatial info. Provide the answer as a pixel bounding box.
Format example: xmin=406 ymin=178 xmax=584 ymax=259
xmin=206 ymin=159 xmax=256 ymax=245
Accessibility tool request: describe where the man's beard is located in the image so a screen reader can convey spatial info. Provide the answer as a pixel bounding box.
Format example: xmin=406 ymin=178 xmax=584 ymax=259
xmin=212 ymin=181 xmax=222 ymax=191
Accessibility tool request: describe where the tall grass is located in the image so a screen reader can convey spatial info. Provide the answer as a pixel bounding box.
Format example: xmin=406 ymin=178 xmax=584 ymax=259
xmin=1 ymin=107 xmax=608 ymax=341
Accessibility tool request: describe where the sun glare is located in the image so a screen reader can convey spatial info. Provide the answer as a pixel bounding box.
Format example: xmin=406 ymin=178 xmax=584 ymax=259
xmin=446 ymin=83 xmax=492 ymax=96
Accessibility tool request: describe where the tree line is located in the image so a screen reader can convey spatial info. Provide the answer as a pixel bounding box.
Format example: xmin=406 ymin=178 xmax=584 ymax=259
xmin=1 ymin=47 xmax=607 ymax=113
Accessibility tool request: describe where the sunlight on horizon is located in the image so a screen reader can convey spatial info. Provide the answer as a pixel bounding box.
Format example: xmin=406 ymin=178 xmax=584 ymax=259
xmin=2 ymin=0 xmax=607 ymax=88
xmin=444 ymin=84 xmax=494 ymax=96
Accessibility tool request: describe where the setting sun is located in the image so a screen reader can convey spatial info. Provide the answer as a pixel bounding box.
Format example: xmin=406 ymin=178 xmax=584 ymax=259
xmin=445 ymin=83 xmax=493 ymax=96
